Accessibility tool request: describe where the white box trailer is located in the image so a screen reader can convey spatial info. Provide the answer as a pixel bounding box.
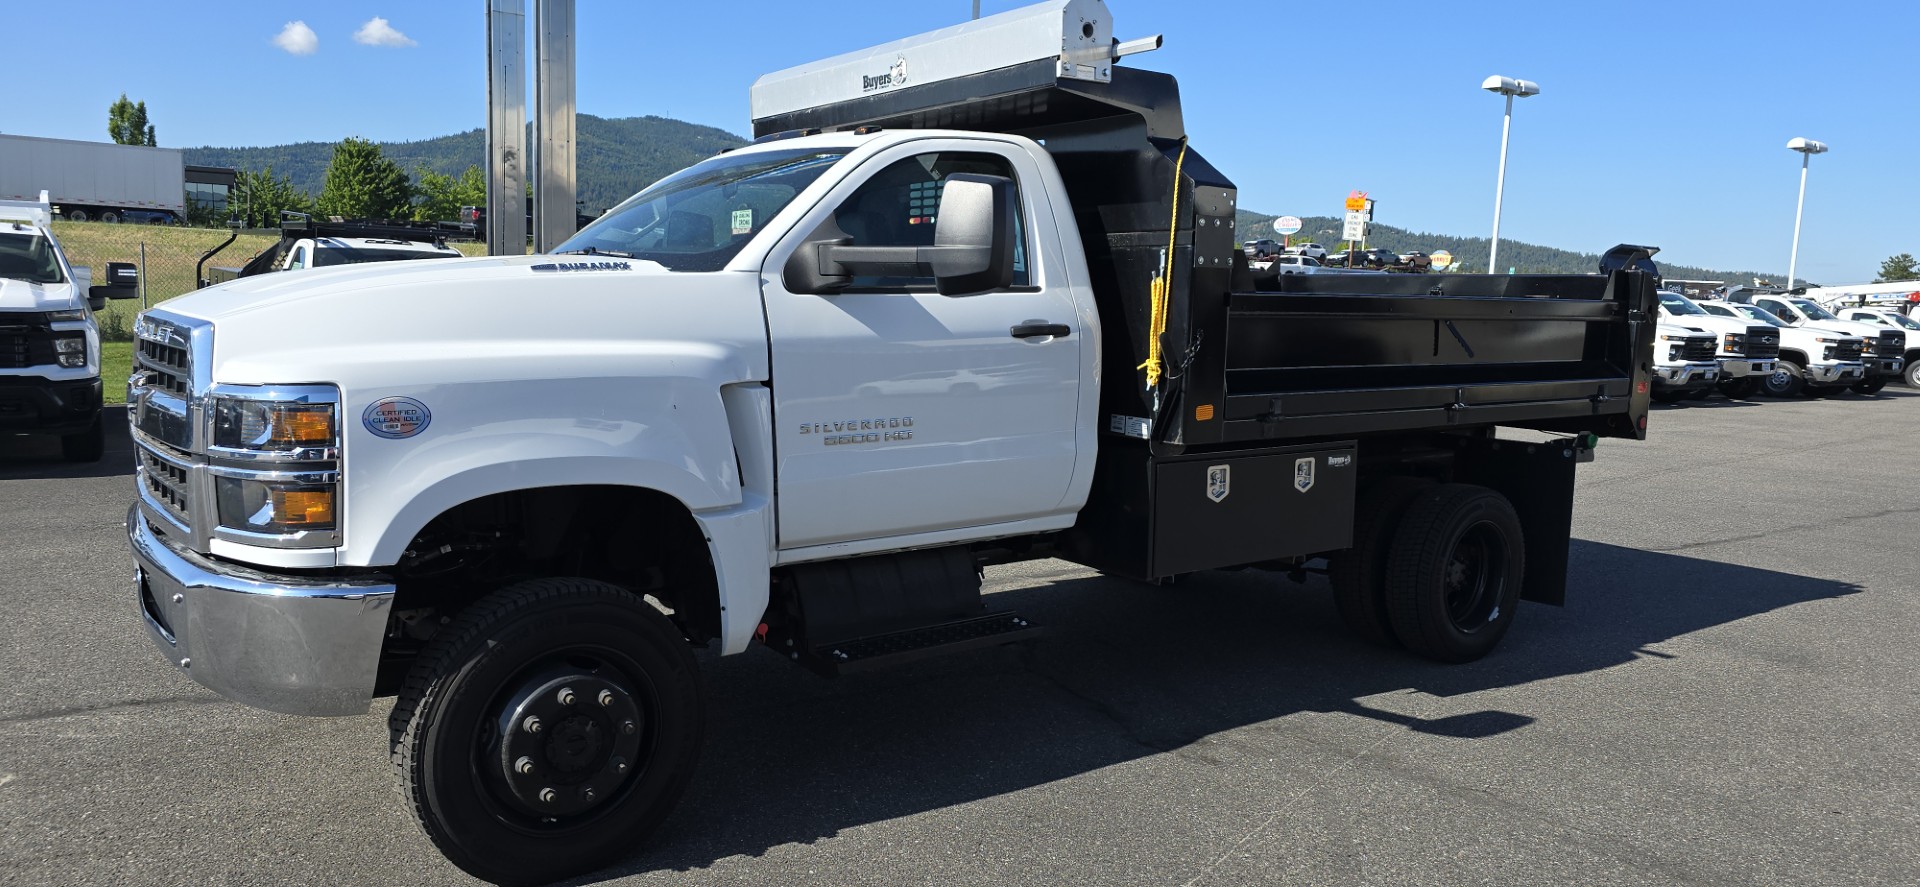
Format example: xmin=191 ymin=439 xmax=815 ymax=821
xmin=0 ymin=134 xmax=186 ymax=223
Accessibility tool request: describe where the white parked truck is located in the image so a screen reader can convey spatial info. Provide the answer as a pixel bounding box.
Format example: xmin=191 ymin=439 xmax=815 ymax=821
xmin=1696 ymin=299 xmax=1868 ymax=397
xmin=1648 ymin=322 xmax=1721 ymax=403
xmin=1832 ymin=306 xmax=1920 ymax=388
xmin=124 ymin=3 xmax=1662 ymax=883
xmin=1655 ymin=290 xmax=1778 ymax=399
xmin=1729 ymin=291 xmax=1905 ymax=394
xmin=201 ymin=218 xmax=464 ymax=287
xmin=0 ymin=134 xmax=187 ymax=224
xmin=0 ymin=192 xmax=139 ymax=459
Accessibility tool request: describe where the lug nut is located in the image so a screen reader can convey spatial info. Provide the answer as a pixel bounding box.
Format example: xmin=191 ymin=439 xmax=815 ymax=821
xmin=515 ymin=756 xmax=535 ymax=775
xmin=622 ymin=720 xmax=637 ymax=735
xmin=597 ymin=689 xmax=614 ymax=707
xmin=171 ymin=593 xmax=184 ymax=604
xmin=557 ymin=687 xmax=576 ymax=706
xmin=522 ymin=715 xmax=543 ymax=734
xmin=611 ymin=756 xmax=628 ymax=774
xmin=538 ymin=787 xmax=556 ymax=804
xmin=179 ymin=657 xmax=191 ymax=669
xmin=581 ymin=786 xmax=596 ymax=802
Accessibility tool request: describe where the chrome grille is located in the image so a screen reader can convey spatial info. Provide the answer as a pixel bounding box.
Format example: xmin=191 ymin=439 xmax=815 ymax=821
xmin=138 ymin=443 xmax=193 ymax=527
xmin=1743 ymin=326 xmax=1780 ymax=359
xmin=1833 ymin=340 xmax=1864 ymax=361
xmin=1681 ymin=337 xmax=1717 ymax=361
xmin=136 ymin=338 xmax=190 ymax=395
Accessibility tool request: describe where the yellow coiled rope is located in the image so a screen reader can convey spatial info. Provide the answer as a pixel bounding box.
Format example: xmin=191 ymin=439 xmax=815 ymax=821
xmin=1139 ymin=138 xmax=1190 ymax=390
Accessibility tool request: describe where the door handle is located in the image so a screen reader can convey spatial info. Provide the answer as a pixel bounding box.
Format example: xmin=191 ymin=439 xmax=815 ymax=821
xmin=1010 ymin=322 xmax=1071 ymax=339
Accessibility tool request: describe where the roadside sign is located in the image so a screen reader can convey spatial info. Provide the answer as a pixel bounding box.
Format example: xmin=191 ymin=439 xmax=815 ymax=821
xmin=1344 ymin=190 xmax=1368 ymax=212
xmin=1430 ymin=250 xmax=1453 ymax=269
xmin=1342 ymin=211 xmax=1366 ymax=242
xmin=1274 ymin=215 xmax=1302 ymax=235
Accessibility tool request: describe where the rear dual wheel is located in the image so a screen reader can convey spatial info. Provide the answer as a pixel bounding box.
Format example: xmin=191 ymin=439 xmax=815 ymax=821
xmin=391 ymin=578 xmax=703 ymax=886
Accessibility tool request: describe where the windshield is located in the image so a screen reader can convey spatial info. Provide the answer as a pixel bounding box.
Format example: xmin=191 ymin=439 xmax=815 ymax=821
xmin=0 ymin=230 xmax=66 ymax=284
xmin=1883 ymin=313 xmax=1920 ymax=331
xmin=1731 ymin=304 xmax=1788 ymax=327
xmin=553 ymin=147 xmax=848 ymax=272
xmin=1659 ymin=293 xmax=1708 ymax=316
xmin=1791 ymin=299 xmax=1841 ymax=321
xmin=313 ymin=247 xmax=455 ymax=267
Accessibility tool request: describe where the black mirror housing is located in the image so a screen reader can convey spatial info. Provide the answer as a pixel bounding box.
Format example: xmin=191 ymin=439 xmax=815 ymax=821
xmin=106 ymin=261 xmax=140 ymax=287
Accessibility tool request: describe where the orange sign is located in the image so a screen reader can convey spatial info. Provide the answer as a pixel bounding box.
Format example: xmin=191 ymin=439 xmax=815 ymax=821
xmin=1344 ymin=190 xmax=1368 ymax=212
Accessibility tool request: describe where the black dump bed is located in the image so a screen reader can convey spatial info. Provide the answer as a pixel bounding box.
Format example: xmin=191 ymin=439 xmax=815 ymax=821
xmin=756 ymin=60 xmax=1657 ymax=457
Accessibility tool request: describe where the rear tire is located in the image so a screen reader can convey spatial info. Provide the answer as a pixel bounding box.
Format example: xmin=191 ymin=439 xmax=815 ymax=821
xmin=60 ymin=416 xmax=105 ymax=463
xmin=1760 ymin=361 xmax=1805 ymax=398
xmin=64 ymin=208 xmax=90 ymax=222
xmin=1850 ymin=377 xmax=1888 ymax=395
xmin=1384 ymin=485 xmax=1524 ymax=663
xmin=1651 ymin=390 xmax=1689 ymax=404
xmin=98 ymin=210 xmax=120 ymax=224
xmin=390 ymin=578 xmax=704 ymax=886
xmin=1327 ymin=476 xmax=1431 ymax=648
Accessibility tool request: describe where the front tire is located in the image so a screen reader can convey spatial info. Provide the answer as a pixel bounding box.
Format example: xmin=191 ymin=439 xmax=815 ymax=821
xmin=1851 ymin=377 xmax=1888 ymax=395
xmin=1718 ymin=377 xmax=1760 ymax=399
xmin=1905 ymin=360 xmax=1920 ymax=389
xmin=1384 ymin=485 xmax=1524 ymax=663
xmin=1651 ymin=389 xmax=1689 ymax=404
xmin=390 ymin=578 xmax=704 ymax=886
xmin=1760 ymin=361 xmax=1805 ymax=398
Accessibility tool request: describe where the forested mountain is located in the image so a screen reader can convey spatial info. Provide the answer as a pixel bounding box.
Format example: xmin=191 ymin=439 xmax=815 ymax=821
xmin=185 ymin=115 xmax=746 ymax=213
xmin=1236 ymin=211 xmax=1783 ymax=285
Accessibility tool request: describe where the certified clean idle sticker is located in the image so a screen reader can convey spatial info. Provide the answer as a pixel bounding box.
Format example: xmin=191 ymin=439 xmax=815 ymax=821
xmin=363 ymin=397 xmax=432 ymax=439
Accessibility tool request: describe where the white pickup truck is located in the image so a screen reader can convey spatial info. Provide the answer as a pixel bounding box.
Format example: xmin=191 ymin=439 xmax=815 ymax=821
xmin=1696 ymin=299 xmax=1867 ymax=397
xmin=0 ymin=192 xmax=138 ymax=460
xmin=1648 ymin=322 xmax=1721 ymax=403
xmin=1832 ymin=306 xmax=1920 ymax=388
xmin=201 ymin=218 xmax=463 ymax=288
xmin=1731 ymin=292 xmax=1906 ymax=394
xmin=124 ymin=3 xmax=1661 ymax=883
xmin=1655 ymin=291 xmax=1778 ymax=398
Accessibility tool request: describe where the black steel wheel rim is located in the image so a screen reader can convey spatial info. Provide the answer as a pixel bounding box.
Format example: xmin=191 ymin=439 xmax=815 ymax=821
xmin=1443 ymin=521 xmax=1508 ymax=634
xmin=469 ymin=644 xmax=658 ymax=835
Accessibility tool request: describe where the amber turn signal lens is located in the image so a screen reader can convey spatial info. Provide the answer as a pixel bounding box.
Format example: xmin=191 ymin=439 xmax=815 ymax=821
xmin=272 ymin=409 xmax=335 ymax=447
xmin=271 ymin=490 xmax=336 ymax=527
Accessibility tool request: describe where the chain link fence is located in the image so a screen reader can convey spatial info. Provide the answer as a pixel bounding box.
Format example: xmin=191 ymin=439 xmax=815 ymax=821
xmin=51 ymin=221 xmax=489 ymax=341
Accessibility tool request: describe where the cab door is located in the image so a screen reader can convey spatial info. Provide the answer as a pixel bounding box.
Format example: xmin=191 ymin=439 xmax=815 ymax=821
xmin=761 ymin=141 xmax=1084 ymax=551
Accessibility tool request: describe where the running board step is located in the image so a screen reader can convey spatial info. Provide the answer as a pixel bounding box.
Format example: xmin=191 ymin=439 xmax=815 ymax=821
xmin=808 ymin=612 xmax=1044 ymax=676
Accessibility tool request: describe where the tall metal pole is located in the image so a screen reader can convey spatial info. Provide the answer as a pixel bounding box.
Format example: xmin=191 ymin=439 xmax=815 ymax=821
xmin=533 ymin=0 xmax=577 ymax=254
xmin=972 ymin=1 xmax=980 ymax=18
xmin=486 ymin=0 xmax=527 ymax=256
xmin=1787 ymin=151 xmax=1809 ymax=290
xmin=1488 ymin=93 xmax=1513 ymax=275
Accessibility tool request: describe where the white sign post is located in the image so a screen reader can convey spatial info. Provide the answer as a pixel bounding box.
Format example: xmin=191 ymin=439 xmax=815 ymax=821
xmin=1342 ymin=211 xmax=1367 ymax=242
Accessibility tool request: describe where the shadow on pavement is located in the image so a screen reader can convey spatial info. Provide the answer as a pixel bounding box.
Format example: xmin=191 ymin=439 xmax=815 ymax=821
xmin=579 ymin=540 xmax=1860 ymax=882
xmin=0 ymin=405 xmax=135 ymax=480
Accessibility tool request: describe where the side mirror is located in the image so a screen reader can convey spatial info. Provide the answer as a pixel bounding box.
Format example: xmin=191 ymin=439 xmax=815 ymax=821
xmin=90 ymin=260 xmax=140 ymax=304
xmin=784 ymin=173 xmax=1018 ymax=297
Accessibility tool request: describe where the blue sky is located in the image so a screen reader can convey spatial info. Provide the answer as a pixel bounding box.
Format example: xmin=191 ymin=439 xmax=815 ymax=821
xmin=3 ymin=1 xmax=1909 ymax=281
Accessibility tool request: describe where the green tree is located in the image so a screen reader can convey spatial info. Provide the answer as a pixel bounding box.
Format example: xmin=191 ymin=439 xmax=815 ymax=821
xmin=316 ymin=137 xmax=413 ymax=220
xmin=1875 ymin=253 xmax=1919 ymax=283
xmin=411 ymin=164 xmax=487 ymax=222
xmin=107 ymin=93 xmax=156 ymax=146
xmin=229 ymin=165 xmax=315 ymax=228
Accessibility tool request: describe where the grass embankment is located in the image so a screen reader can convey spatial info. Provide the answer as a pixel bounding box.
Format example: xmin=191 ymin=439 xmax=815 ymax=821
xmin=50 ymin=221 xmax=493 ymax=341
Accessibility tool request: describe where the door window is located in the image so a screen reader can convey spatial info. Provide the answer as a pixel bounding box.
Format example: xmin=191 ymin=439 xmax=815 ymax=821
xmin=287 ymin=246 xmax=307 ymax=270
xmin=833 ymin=152 xmax=1029 ymax=290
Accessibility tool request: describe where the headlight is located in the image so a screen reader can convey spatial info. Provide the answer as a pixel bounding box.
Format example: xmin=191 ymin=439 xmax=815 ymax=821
xmin=1658 ymin=333 xmax=1690 ymax=342
xmin=46 ymin=309 xmax=88 ymax=322
xmin=1812 ymin=337 xmax=1843 ymax=344
xmin=213 ymin=397 xmax=337 ymax=452
xmin=215 ymin=474 xmax=337 ymax=534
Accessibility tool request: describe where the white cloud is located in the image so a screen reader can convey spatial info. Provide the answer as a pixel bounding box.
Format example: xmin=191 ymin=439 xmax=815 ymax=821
xmin=272 ymin=20 xmax=319 ymax=55
xmin=353 ymin=17 xmax=417 ymax=48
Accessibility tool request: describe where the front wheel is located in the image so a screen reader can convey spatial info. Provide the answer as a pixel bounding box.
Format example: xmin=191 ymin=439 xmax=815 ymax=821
xmin=1651 ymin=389 xmax=1689 ymax=404
xmin=60 ymin=416 xmax=105 ymax=463
xmin=1851 ymin=377 xmax=1888 ymax=395
xmin=1384 ymin=485 xmax=1524 ymax=663
xmin=1906 ymin=360 xmax=1920 ymax=389
xmin=1759 ymin=361 xmax=1805 ymax=398
xmin=390 ymin=578 xmax=704 ymax=886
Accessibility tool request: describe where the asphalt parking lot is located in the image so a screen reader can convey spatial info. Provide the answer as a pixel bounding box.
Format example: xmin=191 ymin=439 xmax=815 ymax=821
xmin=2 ymin=394 xmax=1917 ymax=887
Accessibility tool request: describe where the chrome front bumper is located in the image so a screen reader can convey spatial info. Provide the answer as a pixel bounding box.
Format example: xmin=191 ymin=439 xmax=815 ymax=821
xmin=129 ymin=505 xmax=395 ymax=717
xmin=1807 ymin=362 xmax=1865 ymax=384
xmin=1718 ymin=358 xmax=1776 ymax=378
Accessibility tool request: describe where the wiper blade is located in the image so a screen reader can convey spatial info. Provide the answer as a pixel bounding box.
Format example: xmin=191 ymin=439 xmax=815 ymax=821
xmin=551 ymin=246 xmax=636 ymax=259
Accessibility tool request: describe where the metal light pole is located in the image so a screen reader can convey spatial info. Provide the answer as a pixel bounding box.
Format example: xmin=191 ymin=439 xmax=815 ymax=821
xmin=1482 ymin=75 xmax=1539 ymax=274
xmin=972 ymin=1 xmax=980 ymax=18
xmin=1785 ymin=137 xmax=1828 ymax=290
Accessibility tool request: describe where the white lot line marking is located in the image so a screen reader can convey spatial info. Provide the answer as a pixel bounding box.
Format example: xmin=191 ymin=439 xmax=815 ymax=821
xmin=1180 ymin=729 xmax=1396 ymax=887
xmin=0 ymin=773 xmax=14 ymax=789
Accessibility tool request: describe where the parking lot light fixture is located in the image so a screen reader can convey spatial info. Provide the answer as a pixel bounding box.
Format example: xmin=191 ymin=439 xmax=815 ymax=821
xmin=1786 ymin=137 xmax=1828 ymax=290
xmin=1482 ymin=75 xmax=1540 ymax=275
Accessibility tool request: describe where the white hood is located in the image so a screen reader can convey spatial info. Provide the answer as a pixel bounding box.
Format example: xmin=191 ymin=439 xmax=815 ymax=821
xmin=0 ymin=275 xmax=81 ymax=313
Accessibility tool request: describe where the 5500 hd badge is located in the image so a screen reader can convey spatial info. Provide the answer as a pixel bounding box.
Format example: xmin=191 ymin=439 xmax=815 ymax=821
xmin=800 ymin=417 xmax=913 ymax=446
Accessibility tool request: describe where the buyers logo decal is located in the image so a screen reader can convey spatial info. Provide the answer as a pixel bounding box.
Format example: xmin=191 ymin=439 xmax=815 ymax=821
xmin=862 ymin=56 xmax=909 ymax=93
xmin=1206 ymin=465 xmax=1230 ymax=503
xmin=1294 ymin=457 xmax=1315 ymax=493
xmin=363 ymin=397 xmax=431 ymax=440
